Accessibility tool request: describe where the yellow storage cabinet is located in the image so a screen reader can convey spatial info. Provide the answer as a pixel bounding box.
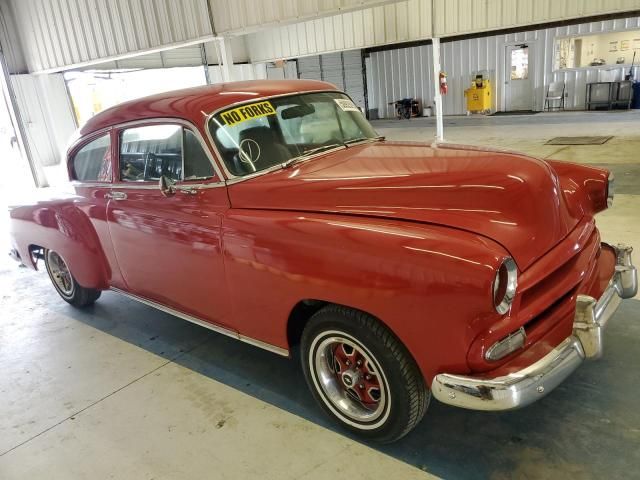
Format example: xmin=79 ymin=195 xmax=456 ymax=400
xmin=464 ymin=75 xmax=492 ymax=115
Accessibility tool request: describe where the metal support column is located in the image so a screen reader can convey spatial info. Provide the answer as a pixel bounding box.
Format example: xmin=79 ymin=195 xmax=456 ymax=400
xmin=431 ymin=37 xmax=444 ymax=142
xmin=214 ymin=37 xmax=234 ymax=83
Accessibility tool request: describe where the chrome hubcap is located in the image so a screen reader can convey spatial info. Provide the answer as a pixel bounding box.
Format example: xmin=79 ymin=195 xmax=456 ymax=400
xmin=311 ymin=333 xmax=388 ymax=426
xmin=47 ymin=251 xmax=74 ymax=296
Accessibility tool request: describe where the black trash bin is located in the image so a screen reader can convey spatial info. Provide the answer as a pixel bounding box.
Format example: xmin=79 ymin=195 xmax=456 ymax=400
xmin=632 ymin=82 xmax=640 ymax=109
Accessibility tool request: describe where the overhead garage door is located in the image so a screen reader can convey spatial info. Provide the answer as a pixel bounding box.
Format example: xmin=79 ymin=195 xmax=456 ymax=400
xmin=297 ymin=56 xmax=322 ymax=81
xmin=297 ymin=51 xmax=366 ymax=111
xmin=320 ymin=53 xmax=344 ymax=91
xmin=342 ymin=50 xmax=366 ymax=111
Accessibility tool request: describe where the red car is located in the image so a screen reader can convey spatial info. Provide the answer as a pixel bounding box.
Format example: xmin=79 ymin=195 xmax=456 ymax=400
xmin=8 ymin=80 xmax=637 ymax=442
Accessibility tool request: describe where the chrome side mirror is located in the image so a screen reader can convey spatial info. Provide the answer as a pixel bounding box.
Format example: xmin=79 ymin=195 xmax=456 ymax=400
xmin=159 ymin=175 xmax=176 ymax=197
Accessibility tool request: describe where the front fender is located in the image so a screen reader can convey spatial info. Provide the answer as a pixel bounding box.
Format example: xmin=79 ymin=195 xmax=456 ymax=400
xmin=547 ymin=160 xmax=609 ymax=216
xmin=222 ymin=210 xmax=508 ymax=381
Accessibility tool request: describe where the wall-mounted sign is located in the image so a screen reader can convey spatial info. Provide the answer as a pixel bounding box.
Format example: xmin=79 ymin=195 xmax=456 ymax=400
xmin=621 ymin=40 xmax=630 ymax=51
xmin=609 ymin=41 xmax=618 ymax=52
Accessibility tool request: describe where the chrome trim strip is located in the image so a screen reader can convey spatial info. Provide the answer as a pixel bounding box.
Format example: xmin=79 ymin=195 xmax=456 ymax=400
xmin=69 ymin=117 xmax=226 ymax=186
xmin=70 ymin=181 xmax=111 ymax=188
xmin=431 ymin=242 xmax=636 ymax=411
xmin=109 ymin=287 xmax=289 ymax=357
xmin=108 ymin=182 xmax=225 ymax=191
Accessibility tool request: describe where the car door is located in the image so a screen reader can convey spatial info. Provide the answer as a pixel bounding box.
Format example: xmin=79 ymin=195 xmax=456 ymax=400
xmin=68 ymin=129 xmax=126 ymax=289
xmin=106 ymin=119 xmax=233 ymax=328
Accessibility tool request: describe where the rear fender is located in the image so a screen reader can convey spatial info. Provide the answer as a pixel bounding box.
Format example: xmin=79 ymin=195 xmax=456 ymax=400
xmin=9 ymin=202 xmax=110 ymax=289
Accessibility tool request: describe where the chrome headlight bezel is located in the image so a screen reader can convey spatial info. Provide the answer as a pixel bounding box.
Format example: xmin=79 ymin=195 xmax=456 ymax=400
xmin=493 ymin=257 xmax=518 ymax=314
xmin=607 ymin=172 xmax=615 ymax=208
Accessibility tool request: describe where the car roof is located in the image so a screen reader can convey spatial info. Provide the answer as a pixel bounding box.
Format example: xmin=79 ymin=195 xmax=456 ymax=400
xmin=79 ymin=79 xmax=339 ymax=137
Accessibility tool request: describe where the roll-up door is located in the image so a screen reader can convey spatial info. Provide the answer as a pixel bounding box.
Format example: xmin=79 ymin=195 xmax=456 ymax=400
xmin=297 ymin=51 xmax=365 ymax=110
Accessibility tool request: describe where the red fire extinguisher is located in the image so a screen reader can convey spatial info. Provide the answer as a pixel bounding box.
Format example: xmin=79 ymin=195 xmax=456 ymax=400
xmin=439 ymin=71 xmax=448 ymax=95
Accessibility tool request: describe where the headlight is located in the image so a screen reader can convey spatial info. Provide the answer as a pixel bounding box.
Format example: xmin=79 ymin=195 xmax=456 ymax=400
xmin=493 ymin=257 xmax=518 ymax=314
xmin=607 ymin=172 xmax=615 ymax=207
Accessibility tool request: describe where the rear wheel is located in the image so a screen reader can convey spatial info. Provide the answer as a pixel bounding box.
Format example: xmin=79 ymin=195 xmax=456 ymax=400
xmin=44 ymin=249 xmax=101 ymax=307
xmin=301 ymin=305 xmax=429 ymax=443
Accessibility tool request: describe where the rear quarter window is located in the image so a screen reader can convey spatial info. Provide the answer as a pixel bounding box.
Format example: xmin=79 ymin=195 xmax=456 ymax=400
xmin=72 ymin=134 xmax=112 ymax=182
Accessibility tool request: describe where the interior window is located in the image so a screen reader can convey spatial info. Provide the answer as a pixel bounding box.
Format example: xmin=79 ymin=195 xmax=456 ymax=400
xmin=72 ymin=134 xmax=112 ymax=182
xmin=183 ymin=129 xmax=215 ymax=180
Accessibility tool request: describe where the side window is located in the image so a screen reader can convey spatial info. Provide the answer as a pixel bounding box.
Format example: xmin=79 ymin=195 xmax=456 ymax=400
xmin=183 ymin=130 xmax=214 ymax=180
xmin=120 ymin=124 xmax=182 ymax=182
xmin=72 ymin=134 xmax=112 ymax=182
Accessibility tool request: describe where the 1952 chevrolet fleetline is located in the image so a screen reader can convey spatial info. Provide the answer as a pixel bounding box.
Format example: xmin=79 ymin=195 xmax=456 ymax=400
xmin=8 ymin=80 xmax=637 ymax=443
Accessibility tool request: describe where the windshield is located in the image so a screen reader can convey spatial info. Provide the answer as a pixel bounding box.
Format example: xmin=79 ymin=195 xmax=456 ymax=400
xmin=208 ymin=92 xmax=378 ymax=176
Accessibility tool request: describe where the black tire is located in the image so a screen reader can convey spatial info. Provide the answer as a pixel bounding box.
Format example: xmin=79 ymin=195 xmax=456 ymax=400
xmin=301 ymin=305 xmax=429 ymax=443
xmin=44 ymin=249 xmax=101 ymax=308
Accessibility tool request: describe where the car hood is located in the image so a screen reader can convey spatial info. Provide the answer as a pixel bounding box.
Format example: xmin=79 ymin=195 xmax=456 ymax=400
xmin=228 ymin=141 xmax=581 ymax=270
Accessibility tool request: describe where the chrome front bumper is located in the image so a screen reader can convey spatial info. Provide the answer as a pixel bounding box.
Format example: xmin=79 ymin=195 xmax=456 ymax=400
xmin=431 ymin=243 xmax=637 ymax=411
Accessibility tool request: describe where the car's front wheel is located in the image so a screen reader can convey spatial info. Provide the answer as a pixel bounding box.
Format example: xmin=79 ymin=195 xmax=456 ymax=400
xmin=44 ymin=249 xmax=101 ymax=307
xmin=301 ymin=305 xmax=429 ymax=443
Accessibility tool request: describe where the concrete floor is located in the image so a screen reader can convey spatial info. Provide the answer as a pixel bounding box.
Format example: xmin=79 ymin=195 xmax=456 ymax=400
xmin=1 ymin=111 xmax=639 ymax=479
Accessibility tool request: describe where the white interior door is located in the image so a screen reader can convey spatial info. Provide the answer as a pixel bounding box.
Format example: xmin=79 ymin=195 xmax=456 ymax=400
xmin=505 ymin=44 xmax=533 ymax=111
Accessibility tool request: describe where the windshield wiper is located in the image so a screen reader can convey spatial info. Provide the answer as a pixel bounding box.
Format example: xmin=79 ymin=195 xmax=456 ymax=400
xmin=282 ymin=143 xmax=343 ymax=168
xmin=343 ymin=137 xmax=369 ymax=146
xmin=343 ymin=135 xmax=385 ymax=146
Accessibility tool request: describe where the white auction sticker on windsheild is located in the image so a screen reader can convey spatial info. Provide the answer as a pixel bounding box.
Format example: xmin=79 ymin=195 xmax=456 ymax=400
xmin=334 ymin=98 xmax=360 ymax=112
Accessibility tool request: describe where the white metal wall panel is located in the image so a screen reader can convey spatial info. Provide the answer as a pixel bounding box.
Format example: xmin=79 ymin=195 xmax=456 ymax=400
xmin=209 ymin=63 xmax=269 ymax=83
xmin=246 ymin=0 xmax=640 ymax=62
xmin=0 ymin=1 xmax=27 ymax=73
xmin=79 ymin=44 xmax=205 ymax=70
xmin=247 ymin=0 xmax=433 ymax=62
xmin=368 ymin=15 xmax=640 ymax=116
xmin=10 ymin=73 xmax=76 ymax=168
xmin=210 ymin=0 xmax=401 ymax=35
xmin=433 ymin=0 xmax=640 ymax=37
xmin=204 ymin=37 xmax=250 ymax=65
xmin=161 ymin=45 xmax=205 ymax=67
xmin=10 ymin=0 xmax=214 ymax=73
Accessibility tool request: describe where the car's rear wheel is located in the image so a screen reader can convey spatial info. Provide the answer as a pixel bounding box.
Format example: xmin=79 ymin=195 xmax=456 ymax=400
xmin=301 ymin=305 xmax=429 ymax=443
xmin=44 ymin=249 xmax=101 ymax=307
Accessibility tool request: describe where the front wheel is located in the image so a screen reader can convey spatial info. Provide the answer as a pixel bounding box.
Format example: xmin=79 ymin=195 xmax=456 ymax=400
xmin=44 ymin=249 xmax=101 ymax=308
xmin=301 ymin=305 xmax=429 ymax=443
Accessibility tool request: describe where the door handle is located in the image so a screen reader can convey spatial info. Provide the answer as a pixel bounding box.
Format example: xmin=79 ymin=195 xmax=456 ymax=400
xmin=105 ymin=191 xmax=127 ymax=200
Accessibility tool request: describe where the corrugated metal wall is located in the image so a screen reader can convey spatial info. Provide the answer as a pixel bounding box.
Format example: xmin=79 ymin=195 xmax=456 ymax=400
xmin=368 ymin=15 xmax=640 ymax=116
xmin=208 ymin=63 xmax=268 ymax=82
xmin=247 ymin=0 xmax=433 ymax=62
xmin=11 ymin=74 xmax=76 ymax=168
xmin=0 ymin=1 xmax=26 ymax=73
xmin=10 ymin=0 xmax=214 ymax=73
xmin=247 ymin=0 xmax=640 ymax=62
xmin=210 ymin=0 xmax=399 ymax=35
xmin=434 ymin=0 xmax=640 ymax=37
